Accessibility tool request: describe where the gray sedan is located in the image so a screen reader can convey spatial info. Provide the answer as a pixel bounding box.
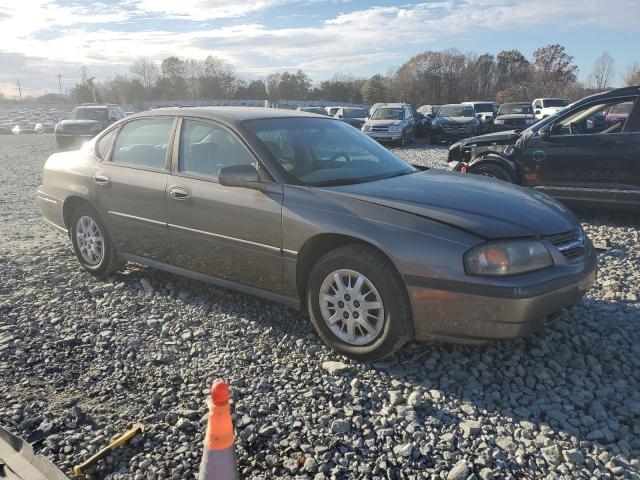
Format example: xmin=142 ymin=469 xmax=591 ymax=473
xmin=37 ymin=107 xmax=597 ymax=360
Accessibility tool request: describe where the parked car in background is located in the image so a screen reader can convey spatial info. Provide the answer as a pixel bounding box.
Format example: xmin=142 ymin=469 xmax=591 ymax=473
xmin=38 ymin=107 xmax=596 ymax=360
xmin=417 ymin=105 xmax=441 ymax=133
xmin=430 ymin=104 xmax=480 ymax=143
xmin=448 ymin=86 xmax=640 ymax=207
xmin=55 ymin=105 xmax=124 ymax=149
xmin=333 ymin=107 xmax=369 ymax=129
xmin=362 ymin=103 xmax=416 ymax=146
xmin=296 ymin=106 xmax=328 ymax=116
xmin=532 ymin=98 xmax=568 ymax=121
xmin=325 ymin=106 xmax=341 ymax=117
xmin=463 ymin=101 xmax=498 ymax=132
xmin=413 ymin=108 xmax=430 ymax=138
xmin=492 ymin=102 xmax=536 ymax=131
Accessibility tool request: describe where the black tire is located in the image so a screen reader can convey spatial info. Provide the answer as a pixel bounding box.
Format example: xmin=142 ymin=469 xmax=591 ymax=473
xmin=70 ymin=204 xmax=122 ymax=277
xmin=470 ymin=163 xmax=515 ymax=183
xmin=306 ymin=245 xmax=412 ymax=361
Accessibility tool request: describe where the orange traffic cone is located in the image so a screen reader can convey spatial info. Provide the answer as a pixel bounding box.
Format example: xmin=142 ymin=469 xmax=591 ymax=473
xmin=198 ymin=381 xmax=239 ymax=480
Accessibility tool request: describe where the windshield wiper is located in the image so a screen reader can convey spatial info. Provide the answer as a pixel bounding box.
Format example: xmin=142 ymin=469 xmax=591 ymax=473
xmin=310 ymin=171 xmax=414 ymax=187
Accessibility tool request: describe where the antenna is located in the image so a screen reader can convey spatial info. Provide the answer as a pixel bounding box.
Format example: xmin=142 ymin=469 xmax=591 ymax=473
xmin=16 ymin=79 xmax=22 ymax=100
xmin=58 ymin=75 xmax=62 ymax=94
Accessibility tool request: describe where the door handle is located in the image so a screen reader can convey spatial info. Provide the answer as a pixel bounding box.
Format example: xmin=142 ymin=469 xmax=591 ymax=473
xmin=94 ymin=172 xmax=110 ymax=185
xmin=169 ymin=186 xmax=191 ymax=200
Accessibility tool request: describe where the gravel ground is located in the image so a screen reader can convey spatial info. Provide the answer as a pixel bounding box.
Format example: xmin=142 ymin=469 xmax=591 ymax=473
xmin=1 ymin=133 xmax=639 ymax=480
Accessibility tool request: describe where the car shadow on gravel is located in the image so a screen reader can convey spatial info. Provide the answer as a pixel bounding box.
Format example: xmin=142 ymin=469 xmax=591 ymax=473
xmin=371 ymin=297 xmax=639 ymax=468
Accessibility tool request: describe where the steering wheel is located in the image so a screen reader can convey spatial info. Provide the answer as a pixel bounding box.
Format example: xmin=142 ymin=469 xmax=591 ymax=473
xmin=330 ymin=152 xmax=351 ymax=163
xmin=569 ymin=122 xmax=581 ymax=135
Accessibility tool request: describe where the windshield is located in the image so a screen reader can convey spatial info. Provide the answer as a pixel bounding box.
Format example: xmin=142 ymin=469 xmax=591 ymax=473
xmin=371 ymin=108 xmax=404 ymax=120
xmin=68 ymin=108 xmax=108 ymax=121
xmin=343 ymin=108 xmax=368 ymax=118
xmin=438 ymin=105 xmax=475 ymax=117
xmin=542 ymin=99 xmax=568 ymax=108
xmin=243 ymin=117 xmax=416 ymax=186
xmin=498 ymin=103 xmax=533 ymax=115
xmin=473 ymin=104 xmax=494 ymax=113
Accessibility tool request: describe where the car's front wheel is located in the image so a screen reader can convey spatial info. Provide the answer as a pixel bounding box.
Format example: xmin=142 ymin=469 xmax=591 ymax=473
xmin=470 ymin=163 xmax=515 ymax=183
xmin=307 ymin=245 xmax=412 ymax=361
xmin=70 ymin=205 xmax=122 ymax=277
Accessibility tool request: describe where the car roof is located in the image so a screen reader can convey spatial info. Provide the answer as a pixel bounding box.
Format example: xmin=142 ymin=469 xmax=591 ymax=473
xmin=463 ymin=101 xmax=495 ymax=105
xmin=75 ymin=105 xmax=108 ymax=109
xmin=125 ymin=106 xmax=338 ymax=128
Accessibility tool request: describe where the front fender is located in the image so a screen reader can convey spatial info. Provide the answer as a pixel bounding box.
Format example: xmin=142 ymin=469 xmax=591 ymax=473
xmin=468 ymin=153 xmax=520 ymax=182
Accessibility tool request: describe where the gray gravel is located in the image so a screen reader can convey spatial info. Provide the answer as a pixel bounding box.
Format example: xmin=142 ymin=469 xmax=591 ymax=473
xmin=1 ymin=133 xmax=639 ymax=479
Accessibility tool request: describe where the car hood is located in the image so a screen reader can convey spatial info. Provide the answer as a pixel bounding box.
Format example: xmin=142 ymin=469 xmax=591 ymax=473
xmin=454 ymin=130 xmax=521 ymax=147
xmin=496 ymin=114 xmax=534 ymax=120
xmin=326 ymin=170 xmax=576 ymax=239
xmin=57 ymin=119 xmax=102 ymax=127
xmin=435 ymin=116 xmax=475 ymax=125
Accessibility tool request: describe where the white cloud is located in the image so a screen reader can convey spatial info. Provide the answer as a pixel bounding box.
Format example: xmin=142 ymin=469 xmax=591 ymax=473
xmin=1 ymin=0 xmax=639 ymax=96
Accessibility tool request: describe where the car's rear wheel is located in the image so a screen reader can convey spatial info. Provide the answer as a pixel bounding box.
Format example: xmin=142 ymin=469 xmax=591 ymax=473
xmin=307 ymin=245 xmax=412 ymax=361
xmin=70 ymin=205 xmax=122 ymax=277
xmin=470 ymin=163 xmax=515 ymax=183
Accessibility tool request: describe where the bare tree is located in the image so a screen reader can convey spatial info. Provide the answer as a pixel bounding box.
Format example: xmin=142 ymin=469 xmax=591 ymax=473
xmin=589 ymin=52 xmax=615 ymax=92
xmin=624 ymin=62 xmax=640 ymax=86
xmin=130 ymin=58 xmax=159 ymax=89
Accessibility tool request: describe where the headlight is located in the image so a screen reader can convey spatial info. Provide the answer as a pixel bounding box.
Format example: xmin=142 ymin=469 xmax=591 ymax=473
xmin=525 ymin=119 xmax=534 ymax=124
xmin=464 ymin=240 xmax=552 ymax=276
xmin=362 ymin=125 xmax=371 ymax=132
xmin=494 ymin=119 xmax=504 ymax=125
xmin=389 ymin=126 xmax=401 ymax=132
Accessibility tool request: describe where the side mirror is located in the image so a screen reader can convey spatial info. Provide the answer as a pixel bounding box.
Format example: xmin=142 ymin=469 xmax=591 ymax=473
xmin=539 ymin=124 xmax=552 ymax=141
xmin=337 ymin=114 xmax=343 ymax=119
xmin=218 ymin=164 xmax=262 ymax=189
xmin=535 ymin=109 xmax=541 ymax=115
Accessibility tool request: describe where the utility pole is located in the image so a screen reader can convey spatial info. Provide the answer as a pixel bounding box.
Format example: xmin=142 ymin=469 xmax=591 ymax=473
xmin=58 ymin=75 xmax=62 ymax=94
xmin=15 ymin=79 xmax=22 ymax=100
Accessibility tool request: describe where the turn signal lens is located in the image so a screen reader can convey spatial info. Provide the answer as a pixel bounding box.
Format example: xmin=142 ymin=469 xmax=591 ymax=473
xmin=464 ymin=240 xmax=552 ymax=276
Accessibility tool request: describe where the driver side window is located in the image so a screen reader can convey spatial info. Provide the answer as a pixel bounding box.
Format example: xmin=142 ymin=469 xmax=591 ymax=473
xmin=552 ymin=99 xmax=634 ymax=136
xmin=179 ymin=120 xmax=256 ymax=179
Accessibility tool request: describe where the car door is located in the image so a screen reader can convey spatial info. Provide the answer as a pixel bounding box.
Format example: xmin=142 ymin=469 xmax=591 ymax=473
xmin=166 ymin=117 xmax=283 ymax=293
xmin=91 ymin=116 xmax=176 ymax=260
xmin=521 ymin=97 xmax=639 ymax=204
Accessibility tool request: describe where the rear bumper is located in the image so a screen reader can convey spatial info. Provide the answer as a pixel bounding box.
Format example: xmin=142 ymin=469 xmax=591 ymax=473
xmin=407 ymin=248 xmax=597 ymax=343
xmin=37 ymin=190 xmax=66 ymax=234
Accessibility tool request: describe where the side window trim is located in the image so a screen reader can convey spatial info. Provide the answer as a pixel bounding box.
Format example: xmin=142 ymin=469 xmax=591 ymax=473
xmin=172 ymin=116 xmax=271 ymax=183
xmin=106 ymin=116 xmax=177 ymax=172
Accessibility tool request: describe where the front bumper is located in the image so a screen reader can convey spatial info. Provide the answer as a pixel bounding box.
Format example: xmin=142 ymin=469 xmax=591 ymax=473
xmin=407 ymin=246 xmax=597 ymax=343
xmin=364 ymin=131 xmax=402 ymax=142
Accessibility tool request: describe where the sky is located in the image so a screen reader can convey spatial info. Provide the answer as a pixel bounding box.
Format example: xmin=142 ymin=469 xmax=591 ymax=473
xmin=1 ymin=0 xmax=639 ymax=97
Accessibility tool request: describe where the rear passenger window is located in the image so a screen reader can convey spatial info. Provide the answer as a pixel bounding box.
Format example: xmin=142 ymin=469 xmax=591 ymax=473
xmin=96 ymin=128 xmax=116 ymax=159
xmin=179 ymin=120 xmax=255 ymax=178
xmin=111 ymin=118 xmax=174 ymax=169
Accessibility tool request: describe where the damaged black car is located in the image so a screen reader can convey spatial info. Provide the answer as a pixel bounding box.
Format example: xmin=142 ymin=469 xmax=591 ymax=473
xmin=448 ymin=87 xmax=640 ymax=208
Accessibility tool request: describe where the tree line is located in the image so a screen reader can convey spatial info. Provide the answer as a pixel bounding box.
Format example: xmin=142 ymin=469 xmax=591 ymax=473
xmin=4 ymin=44 xmax=639 ymax=106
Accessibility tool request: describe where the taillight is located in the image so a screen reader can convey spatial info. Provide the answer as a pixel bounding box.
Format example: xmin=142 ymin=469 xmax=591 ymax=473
xmin=460 ymin=165 xmax=468 ymax=173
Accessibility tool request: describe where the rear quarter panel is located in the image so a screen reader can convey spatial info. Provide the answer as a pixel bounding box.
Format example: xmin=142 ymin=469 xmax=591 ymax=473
xmin=37 ymin=144 xmax=96 ymax=230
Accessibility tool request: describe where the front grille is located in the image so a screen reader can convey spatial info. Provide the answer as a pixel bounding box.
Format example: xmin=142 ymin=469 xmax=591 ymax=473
xmin=545 ymin=227 xmax=586 ymax=262
xmin=371 ymin=126 xmax=389 ymax=132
